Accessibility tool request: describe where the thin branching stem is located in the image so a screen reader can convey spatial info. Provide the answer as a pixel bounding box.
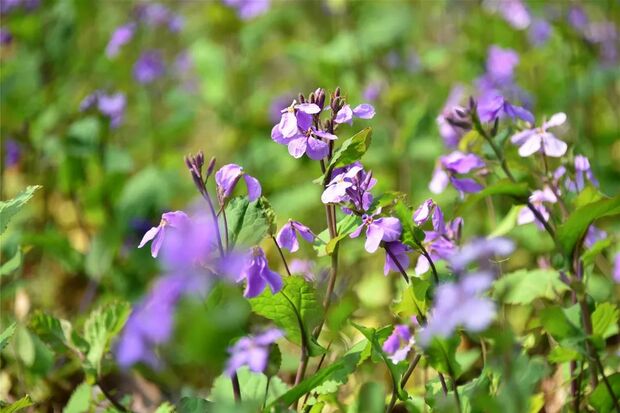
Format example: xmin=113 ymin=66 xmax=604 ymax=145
xmin=271 ymin=235 xmax=291 ymax=276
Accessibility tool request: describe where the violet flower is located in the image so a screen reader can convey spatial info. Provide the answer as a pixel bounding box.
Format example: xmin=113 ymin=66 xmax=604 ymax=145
xmin=429 ymin=151 xmax=485 ymax=196
xmin=349 ymin=209 xmax=401 ymax=253
xmin=80 ymin=91 xmax=126 ymax=128
xmin=322 ymin=162 xmax=377 ymax=213
xmin=223 ymin=0 xmax=270 ymax=20
xmin=0 ymin=28 xmax=12 ymax=46
xmin=528 ymin=19 xmax=552 ymax=47
xmin=215 ymin=163 xmax=261 ymax=204
xmin=384 ymin=241 xmax=411 ymax=276
xmin=477 ymin=95 xmax=534 ymax=124
xmin=276 ymin=102 xmax=321 ymax=139
xmin=436 ymin=85 xmax=468 ymax=148
xmin=238 ymin=247 xmax=283 ymax=298
xmin=484 ymin=0 xmax=530 ymax=30
xmin=289 ymin=259 xmax=316 ymax=282
xmin=134 ymin=2 xmax=183 ymax=31
xmin=485 ymin=46 xmax=520 ymax=86
xmin=138 ymin=211 xmax=190 ymax=258
xmin=334 ymin=103 xmax=376 ymax=125
xmin=106 ymin=23 xmax=135 ymax=58
xmin=517 ymin=186 xmax=556 ymax=230
xmin=584 ymin=225 xmax=607 ymax=249
xmin=133 ymin=50 xmax=166 ymax=84
xmin=362 ymin=81 xmax=383 ymax=102
xmin=382 ymin=324 xmax=415 ymax=363
xmin=276 ymin=220 xmax=315 ymax=252
xmin=419 ymin=272 xmax=496 ymax=346
xmin=4 ymin=138 xmax=21 ymax=167
xmin=570 ymin=155 xmax=598 ymax=191
xmin=225 ymin=328 xmax=283 ymax=377
xmin=448 ymin=237 xmax=515 ymax=273
xmin=510 ymin=112 xmax=568 ymax=157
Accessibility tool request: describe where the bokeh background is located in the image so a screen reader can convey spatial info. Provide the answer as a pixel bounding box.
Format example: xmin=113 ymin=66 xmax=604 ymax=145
xmin=1 ymin=0 xmax=619 ymax=410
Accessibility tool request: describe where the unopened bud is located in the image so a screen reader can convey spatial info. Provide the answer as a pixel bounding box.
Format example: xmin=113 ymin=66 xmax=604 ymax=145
xmin=334 ymin=86 xmax=341 ymax=97
xmin=206 ymin=156 xmax=216 ymax=178
xmin=298 ymin=93 xmax=305 ymax=103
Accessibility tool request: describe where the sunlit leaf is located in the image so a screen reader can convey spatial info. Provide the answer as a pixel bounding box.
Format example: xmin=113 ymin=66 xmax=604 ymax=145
xmin=0 ymin=185 xmax=41 ymax=234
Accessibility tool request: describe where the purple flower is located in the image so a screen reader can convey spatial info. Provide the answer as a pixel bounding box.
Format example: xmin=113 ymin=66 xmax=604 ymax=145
xmin=477 ymin=95 xmax=534 ymax=124
xmin=223 ymin=0 xmax=270 ymax=20
xmin=584 ymin=225 xmax=607 ymax=249
xmin=322 ymin=162 xmax=376 ymax=213
xmin=486 ymin=46 xmax=519 ymax=86
xmin=436 ymin=85 xmax=468 ymax=148
xmin=568 ymin=7 xmax=589 ymax=32
xmin=382 ymin=324 xmax=415 ymax=363
xmin=225 ymin=328 xmax=283 ymax=376
xmin=429 ymin=151 xmax=485 ymax=196
xmin=135 ymin=2 xmax=182 ymax=31
xmin=238 ymin=247 xmax=283 ymax=298
xmin=80 ymin=91 xmax=126 ymax=128
xmin=419 ymin=272 xmax=496 ymax=346
xmin=485 ymin=0 xmax=531 ymax=30
xmin=528 ymin=19 xmax=552 ymax=47
xmin=384 ymin=241 xmax=411 ymax=276
xmin=4 ymin=138 xmax=21 ymax=167
xmin=510 ymin=112 xmax=567 ymax=158
xmin=413 ymin=199 xmax=435 ymax=226
xmin=276 ymin=220 xmax=315 ymax=252
xmin=449 ymin=237 xmax=515 ymax=273
xmin=613 ymin=253 xmax=620 ymax=284
xmin=362 ymin=81 xmax=383 ymax=102
xmin=215 ymin=163 xmax=261 ymax=203
xmin=570 ymin=155 xmax=598 ymax=191
xmin=0 ymin=28 xmax=12 ymax=46
xmin=517 ymin=187 xmax=556 ymax=230
xmin=289 ymin=259 xmax=316 ymax=282
xmin=350 ymin=209 xmax=401 ymax=253
xmin=138 ymin=211 xmax=190 ymax=258
xmin=106 ymin=23 xmax=135 ymax=58
xmin=133 ymin=50 xmax=165 ymax=84
xmin=414 ymin=204 xmax=463 ymax=275
xmin=334 ymin=103 xmax=376 ymax=125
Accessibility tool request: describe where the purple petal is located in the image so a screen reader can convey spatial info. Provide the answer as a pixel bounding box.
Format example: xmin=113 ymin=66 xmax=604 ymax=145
xmin=287 ymin=137 xmax=307 ymax=158
xmin=243 ymin=174 xmax=262 ymax=201
xmin=510 ymin=129 xmax=535 ymax=145
xmin=321 ymin=181 xmax=350 ymax=204
xmin=162 ymin=211 xmax=189 ymax=227
xmin=352 ymin=103 xmax=375 ymax=119
xmin=450 ymin=177 xmax=483 ymax=193
xmin=365 ymin=224 xmax=384 ymax=253
xmin=279 ymin=111 xmax=298 ymax=138
xmin=413 ymin=199 xmax=434 ymax=225
xmin=349 ymin=223 xmax=365 ymax=239
xmin=543 ymin=112 xmax=566 ymax=129
xmin=296 ymin=110 xmax=313 ymax=131
xmin=377 ymin=217 xmax=401 ymax=242
xmin=276 ymin=223 xmax=299 ymax=252
xmin=244 ymin=269 xmax=267 ymax=298
xmin=334 ymin=104 xmax=353 ymax=125
xmin=271 ymin=124 xmax=291 ymax=145
xmin=517 ymin=135 xmax=542 ymax=157
xmin=295 ymin=103 xmax=321 ymax=114
xmin=541 ymin=133 xmax=567 ymax=157
xmin=429 ymin=168 xmax=449 ymax=194
xmin=150 ymin=227 xmax=166 ymax=258
xmin=138 ymin=226 xmax=161 ymax=249
xmin=306 ymin=137 xmax=329 ymax=160
xmin=313 ymin=129 xmax=338 ymax=140
xmin=293 ymin=221 xmax=315 ymax=243
xmin=263 ymin=268 xmax=283 ymax=294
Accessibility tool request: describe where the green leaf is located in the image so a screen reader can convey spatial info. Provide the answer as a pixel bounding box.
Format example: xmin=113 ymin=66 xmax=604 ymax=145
xmin=177 ymin=397 xmax=211 ymax=413
xmin=209 ymin=366 xmax=289 ymax=404
xmin=457 ymin=180 xmax=529 ymax=213
xmin=249 ymin=276 xmax=324 ymax=356
xmin=493 ymin=269 xmax=569 ymax=305
xmin=352 ymin=323 xmax=407 ymax=400
xmin=314 ymin=340 xmax=368 ymax=395
xmin=591 ymin=303 xmax=619 ymax=340
xmin=356 ymin=382 xmax=385 ymax=413
xmin=154 ymin=402 xmax=175 ymax=413
xmin=489 ymin=205 xmax=520 ymax=237
xmin=589 ymin=373 xmax=620 ymax=413
xmin=557 ymin=195 xmax=620 ymax=256
xmin=424 ymin=336 xmax=462 ymax=378
xmin=29 ymin=312 xmax=87 ymax=355
xmin=393 ymin=201 xmax=423 ymax=249
xmin=0 ymin=322 xmax=16 ymax=351
xmin=581 ymin=238 xmax=612 ymax=266
xmin=225 ymin=196 xmax=272 ymax=248
xmin=548 ymin=345 xmax=580 ymax=363
xmin=328 ymin=127 xmax=372 ymax=169
xmin=393 ymin=279 xmax=430 ymax=318
xmin=313 ymin=214 xmax=361 ymax=256
xmin=0 ymin=185 xmax=41 ymax=234
xmin=0 ymin=249 xmax=22 ymax=277
xmin=0 ymin=395 xmax=33 ymax=413
xmin=539 ymin=306 xmax=584 ymax=343
xmin=62 ymin=382 xmax=91 ymax=413
xmin=83 ymin=301 xmax=130 ymax=376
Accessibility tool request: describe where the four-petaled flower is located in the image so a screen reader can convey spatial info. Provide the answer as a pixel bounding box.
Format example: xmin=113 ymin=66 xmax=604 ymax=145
xmin=510 ymin=112 xmax=568 ymax=157
xmin=350 ymin=209 xmax=401 ymax=253
xmin=138 ymin=211 xmax=189 ymax=258
xmin=238 ymin=247 xmax=283 ymax=298
xmin=215 ymin=163 xmax=262 ymax=203
xmin=276 ymin=220 xmax=315 ymax=252
xmin=225 ymin=328 xmax=283 ymax=376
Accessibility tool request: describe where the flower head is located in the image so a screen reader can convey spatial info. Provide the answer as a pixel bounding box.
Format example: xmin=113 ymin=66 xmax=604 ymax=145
xmin=225 ymin=328 xmax=283 ymax=376
xmin=477 ymin=95 xmax=534 ymax=124
xmin=133 ymin=50 xmax=166 ymax=84
xmin=106 ymin=23 xmax=135 ymax=58
xmin=223 ymin=0 xmax=270 ymax=20
xmin=383 ymin=324 xmax=415 ymax=363
xmin=429 ymin=151 xmax=485 ymax=196
xmin=276 ymin=220 xmax=315 ymax=252
xmin=510 ymin=113 xmax=568 ymax=157
xmin=486 ymin=46 xmax=520 ymax=85
xmin=449 ymin=237 xmax=515 ymax=273
xmin=238 ymin=247 xmax=283 ymax=298
xmin=384 ymin=241 xmax=411 ymax=276
xmin=80 ymin=91 xmax=126 ymax=128
xmin=334 ymin=103 xmax=376 ymax=125
xmin=322 ymin=162 xmax=376 ymax=213
xmin=138 ymin=211 xmax=190 ymax=258
xmin=517 ymin=186 xmax=556 ymax=229
xmin=215 ymin=163 xmax=261 ymax=204
xmin=350 ymin=209 xmax=401 ymax=253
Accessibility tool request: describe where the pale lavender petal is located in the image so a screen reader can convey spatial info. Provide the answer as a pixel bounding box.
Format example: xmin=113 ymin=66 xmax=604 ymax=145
xmin=429 ymin=168 xmax=449 ymax=194
xmin=352 ymin=103 xmax=375 ymax=119
xmin=150 ymin=228 xmax=166 ymax=258
xmin=313 ymin=129 xmax=338 ymax=140
xmin=510 ymin=129 xmax=536 ymax=145
xmin=138 ymin=226 xmax=161 ymax=249
xmin=413 ymin=199 xmax=434 ymax=225
xmin=271 ymin=124 xmax=290 ymax=145
xmin=543 ymin=112 xmax=567 ymax=129
xmin=377 ymin=217 xmax=402 ymax=242
xmin=335 ymin=104 xmax=353 ymax=124
xmin=365 ymin=224 xmax=384 ymax=253
xmin=321 ymin=182 xmax=350 ymax=204
xmin=295 ymin=103 xmax=321 ymax=114
xmin=279 ymin=111 xmax=298 ymax=138
xmin=541 ymin=133 xmax=567 ymax=157
xmin=243 ymin=174 xmax=262 ymax=201
xmin=517 ymin=135 xmax=542 ymax=157
xmin=414 ymin=255 xmax=430 ymax=275
xmin=287 ymin=137 xmax=307 ymax=158
xmin=349 ymin=223 xmax=365 ymax=239
xmin=162 ymin=211 xmax=189 ymax=227
xmin=306 ymin=137 xmax=329 ymax=160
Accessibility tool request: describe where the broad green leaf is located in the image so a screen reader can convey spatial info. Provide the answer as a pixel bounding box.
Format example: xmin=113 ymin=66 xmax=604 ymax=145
xmin=177 ymin=397 xmax=211 ymax=413
xmin=313 ymin=214 xmax=361 ymax=256
xmin=352 ymin=323 xmax=407 ymax=400
xmin=548 ymin=345 xmax=580 ymax=363
xmin=458 ymin=130 xmax=484 ymax=153
xmin=314 ymin=340 xmax=369 ymax=395
xmin=225 ymin=196 xmax=272 ymax=248
xmin=539 ymin=306 xmax=584 ymax=343
xmin=591 ymin=303 xmax=619 ymax=339
xmin=393 ymin=279 xmax=430 ymax=318
xmin=0 ymin=185 xmax=41 ymax=234
xmin=62 ymin=382 xmax=91 ymax=413
xmin=457 ymin=180 xmax=529 ymax=213
xmin=356 ymin=382 xmax=385 ymax=413
xmin=209 ymin=366 xmax=289 ymax=404
xmin=424 ymin=336 xmax=462 ymax=378
xmin=29 ymin=312 xmax=88 ymax=355
xmin=250 ymin=276 xmax=324 ymax=356
xmin=0 ymin=322 xmax=16 ymax=351
xmin=328 ymin=127 xmax=372 ymax=169
xmin=489 ymin=205 xmax=520 ymax=237
xmin=581 ymin=238 xmax=612 ymax=266
xmin=557 ymin=195 xmax=620 ymax=256
xmin=0 ymin=395 xmax=33 ymax=413
xmin=154 ymin=402 xmax=175 ymax=413
xmin=83 ymin=301 xmax=130 ymax=376
xmin=0 ymin=249 xmax=22 ymax=277
xmin=493 ymin=269 xmax=569 ymax=305
xmin=393 ymin=201 xmax=424 ymax=249
xmin=589 ymin=373 xmax=620 ymax=413
xmin=573 ymin=185 xmax=603 ymax=209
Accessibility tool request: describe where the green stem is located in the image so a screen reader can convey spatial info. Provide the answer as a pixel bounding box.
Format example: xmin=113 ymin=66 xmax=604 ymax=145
xmin=272 ymin=235 xmax=291 ymax=276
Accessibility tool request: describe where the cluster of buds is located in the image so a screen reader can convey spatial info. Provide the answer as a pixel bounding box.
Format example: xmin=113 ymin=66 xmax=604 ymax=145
xmin=184 ymin=151 xmax=216 ymax=197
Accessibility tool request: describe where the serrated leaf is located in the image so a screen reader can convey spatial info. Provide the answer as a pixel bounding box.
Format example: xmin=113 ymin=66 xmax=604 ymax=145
xmin=591 ymin=303 xmax=619 ymax=339
xmin=83 ymin=301 xmax=130 ymax=376
xmin=0 ymin=395 xmax=33 ymax=413
xmin=328 ymin=127 xmax=372 ymax=169
xmin=250 ymin=276 xmax=324 ymax=356
xmin=62 ymin=382 xmax=91 ymax=413
xmin=540 ymin=306 xmax=584 ymax=343
xmin=493 ymin=269 xmax=569 ymax=305
xmin=177 ymin=397 xmax=211 ymax=413
xmin=0 ymin=185 xmax=41 ymax=234
xmin=557 ymin=195 xmax=620 ymax=257
xmin=393 ymin=280 xmax=430 ymax=318
xmin=424 ymin=336 xmax=462 ymax=378
xmin=314 ymin=340 xmax=368 ymax=395
xmin=589 ymin=373 xmax=620 ymax=413
xmin=0 ymin=322 xmax=16 ymax=351
xmin=209 ymin=366 xmax=289 ymax=404
xmin=225 ymin=196 xmax=272 ymax=248
xmin=29 ymin=312 xmax=88 ymax=355
xmin=313 ymin=214 xmax=361 ymax=257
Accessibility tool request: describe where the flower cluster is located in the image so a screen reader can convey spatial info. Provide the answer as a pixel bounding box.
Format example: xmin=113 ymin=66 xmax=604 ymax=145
xmin=80 ymin=91 xmax=127 ymax=128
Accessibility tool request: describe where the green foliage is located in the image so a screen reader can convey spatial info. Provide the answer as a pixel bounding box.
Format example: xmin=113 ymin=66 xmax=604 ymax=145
xmin=209 ymin=367 xmax=289 ymax=405
xmin=393 ymin=279 xmax=430 ymax=318
xmin=177 ymin=397 xmax=211 ymax=413
xmin=313 ymin=214 xmax=361 ymax=256
xmin=225 ymin=196 xmax=273 ymax=248
xmin=328 ymin=127 xmax=373 ymax=170
xmin=457 ymin=180 xmax=529 ymax=213
xmin=0 ymin=185 xmax=41 ymax=234
xmin=0 ymin=395 xmax=33 ymax=413
xmin=591 ymin=302 xmax=619 ymax=340
xmin=424 ymin=336 xmax=461 ymax=378
xmin=250 ymin=276 xmax=325 ymax=356
xmin=0 ymin=322 xmax=17 ymax=351
xmin=589 ymin=373 xmax=620 ymax=413
xmin=493 ymin=269 xmax=569 ymax=305
xmin=62 ymin=382 xmax=91 ymax=413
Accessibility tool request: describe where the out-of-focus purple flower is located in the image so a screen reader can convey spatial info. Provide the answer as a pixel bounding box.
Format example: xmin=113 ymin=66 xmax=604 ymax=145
xmin=350 ymin=209 xmax=401 ymax=253
xmin=167 ymin=14 xmax=184 ymax=32
xmin=414 ymin=205 xmax=463 ymax=276
xmin=334 ymin=103 xmax=376 ymax=125
xmin=133 ymin=50 xmax=166 ymax=84
xmin=613 ymin=253 xmax=620 ymax=283
xmin=138 ymin=211 xmax=190 ymax=258
xmin=106 ymin=23 xmax=135 ymax=58
xmin=429 ymin=151 xmax=485 ymax=196
xmin=528 ymin=19 xmax=552 ymax=46
xmin=215 ymin=163 xmax=261 ymax=203
xmin=223 ymin=0 xmax=270 ymax=20
xmin=4 ymin=138 xmax=21 ymax=167
xmin=486 ymin=46 xmax=519 ymax=86
xmin=449 ymin=237 xmax=515 ymax=273
xmin=116 ymin=273 xmax=206 ymax=368
xmin=384 ymin=241 xmax=411 ymax=276
xmin=80 ymin=91 xmax=126 ymax=128
xmin=269 ymin=95 xmax=293 ymax=124
xmin=225 ymin=328 xmax=282 ymax=376
xmin=1 ymin=0 xmax=39 ymax=14
xmin=238 ymin=247 xmax=282 ymax=298
xmin=419 ymin=272 xmax=496 ymax=346
xmin=477 ymin=95 xmax=534 ymax=124
xmin=0 ymin=28 xmax=12 ymax=45
xmin=568 ymin=7 xmax=589 ymax=32
xmin=134 ymin=2 xmax=183 ymax=31
xmin=362 ymin=81 xmax=383 ymax=102
xmin=569 ymin=155 xmax=598 ymax=191
xmin=584 ymin=225 xmax=607 ymax=249
xmin=289 ymin=259 xmax=316 ymax=282
xmin=511 ymin=113 xmax=568 ymax=158
xmin=382 ymin=324 xmax=415 ymax=363
xmin=322 ymin=162 xmax=377 ymax=214
xmin=436 ymin=85 xmax=468 ymax=148
xmin=276 ymin=220 xmax=315 ymax=252
xmin=517 ymin=187 xmax=556 ymax=230
xmin=484 ymin=0 xmax=530 ymax=30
